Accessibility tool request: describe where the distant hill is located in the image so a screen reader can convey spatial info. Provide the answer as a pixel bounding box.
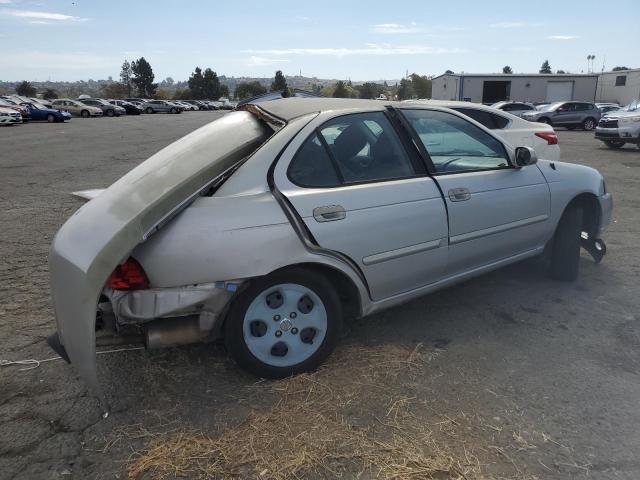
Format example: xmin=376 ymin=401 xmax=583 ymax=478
xmin=0 ymin=75 xmax=403 ymax=99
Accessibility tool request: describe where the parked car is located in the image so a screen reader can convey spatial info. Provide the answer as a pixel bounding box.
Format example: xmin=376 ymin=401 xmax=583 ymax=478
xmin=142 ymin=100 xmax=182 ymax=114
xmin=47 ymin=98 xmax=611 ymax=406
xmin=21 ymin=102 xmax=72 ymax=122
xmin=521 ymin=101 xmax=601 ymax=130
xmin=33 ymin=97 xmax=53 ymax=108
xmin=108 ymin=99 xmax=143 ymax=115
xmin=410 ymin=100 xmax=560 ymax=161
xmin=51 ymin=99 xmax=103 ymax=117
xmin=595 ymin=99 xmax=640 ymax=150
xmin=81 ymin=98 xmax=125 ymax=117
xmin=0 ymin=98 xmax=31 ymax=122
xmin=596 ymin=103 xmax=621 ymax=115
xmin=0 ymin=106 xmax=22 ymax=125
xmin=491 ymin=101 xmax=536 ymax=118
xmin=174 ymin=100 xmax=197 ymax=111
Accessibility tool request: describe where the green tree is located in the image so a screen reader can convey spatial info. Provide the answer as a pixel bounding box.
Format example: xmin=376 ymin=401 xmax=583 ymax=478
xmin=271 ymin=70 xmax=288 ymax=94
xmin=220 ymin=84 xmax=230 ymax=98
xmin=120 ymin=60 xmax=133 ymax=96
xmin=42 ymin=88 xmax=58 ymax=100
xmin=397 ymin=78 xmax=414 ymax=100
xmin=188 ymin=67 xmax=205 ymax=98
xmin=101 ymin=82 xmax=128 ymax=98
xmin=556 ymin=69 xmax=566 ymax=74
xmin=409 ymin=74 xmax=431 ymax=98
xmin=131 ymin=57 xmax=157 ymax=97
xmin=539 ymin=60 xmax=552 ymax=74
xmin=16 ymin=81 xmax=36 ymax=97
xmin=355 ymin=82 xmax=383 ymax=99
xmin=332 ymin=81 xmax=349 ymax=98
xmin=444 ymin=69 xmax=454 ymax=74
xmin=202 ymin=68 xmax=220 ymax=99
xmin=612 ymin=66 xmax=630 ymax=71
xmin=235 ymin=81 xmax=267 ymax=99
xmin=502 ymin=65 xmax=513 ymax=74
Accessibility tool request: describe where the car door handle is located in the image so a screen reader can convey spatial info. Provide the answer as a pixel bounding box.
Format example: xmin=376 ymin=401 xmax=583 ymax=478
xmin=313 ymin=205 xmax=346 ymax=222
xmin=448 ymin=188 xmax=471 ymax=202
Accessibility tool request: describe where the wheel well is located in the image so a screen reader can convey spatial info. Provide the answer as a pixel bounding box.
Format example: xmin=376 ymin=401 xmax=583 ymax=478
xmin=566 ymin=193 xmax=600 ymax=236
xmin=272 ymin=263 xmax=363 ymax=320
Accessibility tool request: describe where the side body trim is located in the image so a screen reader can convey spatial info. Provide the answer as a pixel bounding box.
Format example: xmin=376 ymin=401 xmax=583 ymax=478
xmin=362 ymin=239 xmax=442 ymax=266
xmin=450 ymin=214 xmax=549 ymax=245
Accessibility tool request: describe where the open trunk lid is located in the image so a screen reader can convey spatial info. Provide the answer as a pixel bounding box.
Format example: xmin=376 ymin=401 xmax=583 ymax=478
xmin=49 ymin=111 xmax=271 ymax=409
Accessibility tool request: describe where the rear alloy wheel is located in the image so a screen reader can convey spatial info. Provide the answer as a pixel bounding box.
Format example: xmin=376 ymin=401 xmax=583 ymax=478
xmin=582 ymin=118 xmax=596 ymax=131
xmin=145 ymin=107 xmax=154 ymax=114
xmin=106 ymin=109 xmax=115 ymax=117
xmin=81 ymin=110 xmax=90 ymax=118
xmin=225 ymin=268 xmax=342 ymax=378
xmin=604 ymin=139 xmax=626 ymax=149
xmin=170 ymin=107 xmax=177 ymax=114
xmin=46 ymin=114 xmax=56 ymax=123
xmin=550 ymin=205 xmax=583 ymax=281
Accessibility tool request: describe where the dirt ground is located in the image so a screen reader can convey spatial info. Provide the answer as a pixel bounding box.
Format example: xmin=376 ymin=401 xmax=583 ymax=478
xmin=1 ymin=112 xmax=639 ymax=480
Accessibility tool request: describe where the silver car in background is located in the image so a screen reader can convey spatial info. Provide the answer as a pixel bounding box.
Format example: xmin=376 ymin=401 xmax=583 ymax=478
xmin=491 ymin=101 xmax=536 ymax=118
xmin=521 ymin=101 xmax=601 ymax=130
xmin=47 ymin=98 xmax=612 ymax=409
xmin=142 ymin=100 xmax=182 ymax=114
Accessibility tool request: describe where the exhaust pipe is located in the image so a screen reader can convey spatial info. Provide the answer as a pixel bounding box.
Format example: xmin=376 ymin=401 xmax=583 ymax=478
xmin=145 ymin=316 xmax=208 ymax=349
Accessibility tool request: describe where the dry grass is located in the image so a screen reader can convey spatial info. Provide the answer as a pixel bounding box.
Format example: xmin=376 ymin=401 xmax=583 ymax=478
xmin=125 ymin=344 xmax=481 ymax=479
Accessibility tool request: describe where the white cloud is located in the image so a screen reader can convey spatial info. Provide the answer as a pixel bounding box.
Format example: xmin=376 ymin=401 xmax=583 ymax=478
xmin=246 ymin=56 xmax=290 ymax=66
xmin=295 ymin=15 xmax=309 ymax=21
xmin=28 ymin=20 xmax=52 ymax=24
xmin=244 ymin=44 xmax=463 ymax=58
xmin=546 ymin=35 xmax=579 ymax=40
xmin=373 ymin=22 xmax=421 ymax=34
xmin=1 ymin=9 xmax=87 ymax=21
xmin=0 ymin=0 xmax=13 ymax=4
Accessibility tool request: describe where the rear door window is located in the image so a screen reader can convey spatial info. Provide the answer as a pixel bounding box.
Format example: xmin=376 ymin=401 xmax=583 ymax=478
xmin=289 ymin=112 xmax=416 ymax=186
xmin=451 ymin=108 xmax=509 ymax=130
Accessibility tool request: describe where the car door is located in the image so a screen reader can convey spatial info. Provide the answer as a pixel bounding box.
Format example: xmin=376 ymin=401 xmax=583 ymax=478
xmin=551 ymin=103 xmax=575 ymax=125
xmin=274 ymin=110 xmax=449 ymax=300
xmin=400 ymin=108 xmax=551 ymax=275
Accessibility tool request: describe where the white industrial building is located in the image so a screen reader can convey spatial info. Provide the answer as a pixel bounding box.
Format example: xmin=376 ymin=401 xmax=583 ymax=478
xmin=432 ymin=73 xmax=599 ymax=104
xmin=596 ymin=69 xmax=640 ymax=105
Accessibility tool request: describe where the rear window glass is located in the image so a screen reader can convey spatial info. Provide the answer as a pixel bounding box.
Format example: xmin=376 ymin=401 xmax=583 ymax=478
xmin=452 ymin=108 xmax=509 ymax=129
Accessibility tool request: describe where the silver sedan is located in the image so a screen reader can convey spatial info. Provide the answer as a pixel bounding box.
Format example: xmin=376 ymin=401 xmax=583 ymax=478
xmin=48 ymin=98 xmax=612 ymax=409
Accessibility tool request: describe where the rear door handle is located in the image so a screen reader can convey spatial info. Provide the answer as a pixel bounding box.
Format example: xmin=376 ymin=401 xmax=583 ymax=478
xmin=313 ymin=205 xmax=346 ymax=222
xmin=448 ymin=187 xmax=471 ymax=202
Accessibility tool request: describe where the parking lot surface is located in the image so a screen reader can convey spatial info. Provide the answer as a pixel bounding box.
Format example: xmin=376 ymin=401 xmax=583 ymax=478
xmin=1 ymin=113 xmax=639 ymax=479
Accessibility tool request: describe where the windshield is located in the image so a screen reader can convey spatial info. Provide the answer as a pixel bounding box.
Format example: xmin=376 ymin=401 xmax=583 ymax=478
xmin=624 ymin=99 xmax=640 ymax=112
xmin=537 ymin=102 xmax=562 ymax=112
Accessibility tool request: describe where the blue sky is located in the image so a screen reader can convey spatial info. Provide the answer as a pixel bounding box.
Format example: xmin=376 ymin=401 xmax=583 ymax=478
xmin=1 ymin=0 xmax=638 ymax=81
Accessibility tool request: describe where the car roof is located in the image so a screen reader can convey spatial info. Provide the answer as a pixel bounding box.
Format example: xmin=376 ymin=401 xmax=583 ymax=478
xmin=253 ymin=98 xmax=392 ymax=121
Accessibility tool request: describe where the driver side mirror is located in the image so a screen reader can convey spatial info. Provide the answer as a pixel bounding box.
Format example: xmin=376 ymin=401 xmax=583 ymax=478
xmin=514 ymin=146 xmax=538 ymax=167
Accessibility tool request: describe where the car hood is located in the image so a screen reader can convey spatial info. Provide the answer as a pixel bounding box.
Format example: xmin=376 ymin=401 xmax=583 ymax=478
xmin=49 ymin=111 xmax=271 ymax=409
xmin=603 ymin=111 xmax=640 ymax=119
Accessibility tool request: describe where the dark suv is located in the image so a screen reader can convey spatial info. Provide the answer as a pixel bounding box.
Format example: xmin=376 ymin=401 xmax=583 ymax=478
xmin=521 ymin=101 xmax=601 ymax=130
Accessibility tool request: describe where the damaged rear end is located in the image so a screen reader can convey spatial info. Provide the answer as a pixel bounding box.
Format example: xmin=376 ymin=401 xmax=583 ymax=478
xmin=48 ymin=111 xmax=272 ymax=409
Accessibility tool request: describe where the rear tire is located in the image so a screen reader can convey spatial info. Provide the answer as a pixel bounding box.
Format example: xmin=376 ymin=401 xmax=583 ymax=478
xmin=47 ymin=114 xmax=56 ymax=123
xmin=145 ymin=107 xmax=154 ymax=114
xmin=106 ymin=109 xmax=115 ymax=117
xmin=604 ymin=140 xmax=625 ymax=149
xmin=582 ymin=118 xmax=596 ymax=131
xmin=170 ymin=107 xmax=177 ymax=114
xmin=550 ymin=205 xmax=583 ymax=281
xmin=224 ymin=267 xmax=342 ymax=379
xmin=81 ymin=110 xmax=89 ymax=118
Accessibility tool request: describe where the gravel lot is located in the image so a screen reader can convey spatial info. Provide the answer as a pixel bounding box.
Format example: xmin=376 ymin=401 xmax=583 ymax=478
xmin=1 ymin=112 xmax=639 ymax=479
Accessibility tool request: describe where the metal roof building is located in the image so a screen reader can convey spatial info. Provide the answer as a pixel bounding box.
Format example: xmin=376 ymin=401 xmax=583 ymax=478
xmin=596 ymin=69 xmax=640 ymax=105
xmin=432 ymin=73 xmax=599 ymax=104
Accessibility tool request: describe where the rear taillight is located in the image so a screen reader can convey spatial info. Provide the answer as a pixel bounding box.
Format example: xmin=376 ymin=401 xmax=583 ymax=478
xmin=535 ymin=131 xmax=558 ymax=145
xmin=105 ymin=257 xmax=149 ymax=290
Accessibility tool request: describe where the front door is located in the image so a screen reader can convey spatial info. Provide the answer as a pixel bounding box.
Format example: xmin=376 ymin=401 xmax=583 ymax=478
xmin=274 ymin=111 xmax=449 ymax=300
xmin=400 ymin=108 xmax=551 ymax=275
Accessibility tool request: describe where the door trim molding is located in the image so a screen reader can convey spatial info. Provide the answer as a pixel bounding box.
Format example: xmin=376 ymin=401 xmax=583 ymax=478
xmin=450 ymin=214 xmax=549 ymax=245
xmin=362 ymin=239 xmax=442 ymax=266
